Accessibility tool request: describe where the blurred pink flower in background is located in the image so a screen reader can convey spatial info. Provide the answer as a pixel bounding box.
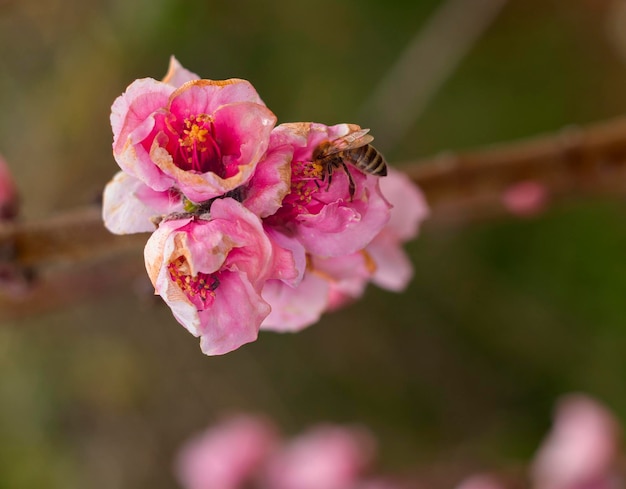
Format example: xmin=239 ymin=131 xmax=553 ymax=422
xmin=176 ymin=394 xmax=624 ymax=489
xmin=457 ymin=394 xmax=622 ymax=489
xmin=502 ymin=180 xmax=548 ymax=218
xmin=177 ymin=417 xmax=378 ymax=489
xmin=263 ymin=424 xmax=376 ymax=489
xmin=175 ymin=415 xmax=278 ymax=489
xmin=0 ymin=154 xmax=18 ymax=220
xmin=531 ymin=394 xmax=621 ymax=489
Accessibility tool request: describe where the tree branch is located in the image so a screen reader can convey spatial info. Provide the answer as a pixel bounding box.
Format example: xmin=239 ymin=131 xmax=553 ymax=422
xmin=403 ymin=116 xmax=626 ymax=224
xmin=3 ymin=115 xmax=626 ymax=317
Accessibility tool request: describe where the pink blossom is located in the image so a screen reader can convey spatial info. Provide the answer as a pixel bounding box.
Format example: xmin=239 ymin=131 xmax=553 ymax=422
xmin=0 ymin=154 xmax=18 ymax=219
xmin=111 ymin=57 xmax=276 ymax=203
xmin=102 ymin=171 xmax=184 ymax=234
xmin=144 ymin=198 xmax=298 ymax=355
xmin=502 ymin=180 xmax=548 ymax=217
xmin=175 ymin=415 xmax=278 ymax=489
xmin=263 ymin=424 xmax=376 ymax=489
xmin=264 ymin=122 xmax=391 ymax=257
xmin=368 ymin=169 xmax=429 ymax=292
xmin=531 ymin=394 xmax=621 ymax=489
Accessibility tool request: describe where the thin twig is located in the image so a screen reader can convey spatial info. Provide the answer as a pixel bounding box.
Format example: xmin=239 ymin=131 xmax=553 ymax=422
xmin=404 ymin=116 xmax=626 ymax=224
xmin=359 ymin=0 xmax=508 ymax=153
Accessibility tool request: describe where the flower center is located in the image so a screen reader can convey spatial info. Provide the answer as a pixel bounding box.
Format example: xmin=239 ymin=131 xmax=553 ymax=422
xmin=168 ymin=256 xmax=220 ymax=310
xmin=264 ymin=161 xmax=326 ymax=226
xmin=288 ymin=161 xmax=325 ymax=205
xmin=174 ymin=115 xmax=223 ymax=175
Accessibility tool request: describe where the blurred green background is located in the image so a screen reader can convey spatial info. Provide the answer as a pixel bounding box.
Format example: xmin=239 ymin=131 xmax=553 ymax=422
xmin=2 ymin=0 xmax=626 ymax=487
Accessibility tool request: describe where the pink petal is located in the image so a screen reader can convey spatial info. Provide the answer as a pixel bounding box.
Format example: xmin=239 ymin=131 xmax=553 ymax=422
xmin=265 ymin=229 xmax=303 ymax=287
xmin=168 ymin=79 xmax=266 ymax=119
xmin=102 ymin=172 xmax=183 ymax=234
xmin=213 ymin=101 xmax=276 ymax=177
xmin=111 ymin=78 xmax=173 ymax=155
xmin=313 ymin=252 xmax=375 ymax=311
xmin=209 ymin=198 xmax=280 ymax=283
xmin=244 ymin=145 xmax=293 ymax=218
xmin=367 ymin=231 xmax=413 ymax=292
xmin=296 ymin=176 xmax=391 ymax=257
xmin=144 ymin=199 xmax=293 ymax=355
xmin=0 ymin=154 xmax=18 ymax=219
xmin=161 ymin=56 xmax=200 ymax=88
xmin=261 ymin=274 xmax=329 ymax=332
xmin=379 ymin=168 xmax=429 ymax=243
xmin=111 ymin=78 xmax=176 ymax=191
xmin=198 ymin=270 xmax=270 ymax=355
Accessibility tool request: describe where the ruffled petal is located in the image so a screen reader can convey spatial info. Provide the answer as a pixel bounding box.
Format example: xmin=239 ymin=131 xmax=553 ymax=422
xmin=162 ymin=56 xmax=200 ymax=88
xmin=102 ymin=172 xmax=183 ymax=234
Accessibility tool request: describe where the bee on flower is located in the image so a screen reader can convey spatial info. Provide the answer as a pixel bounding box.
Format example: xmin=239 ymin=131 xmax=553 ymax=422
xmin=102 ymin=57 xmax=428 ymax=355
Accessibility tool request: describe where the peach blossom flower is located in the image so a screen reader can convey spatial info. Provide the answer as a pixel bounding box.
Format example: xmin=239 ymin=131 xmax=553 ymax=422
xmin=144 ymin=198 xmax=298 ymax=355
xmin=531 ymin=394 xmax=621 ymax=489
xmin=111 ymin=57 xmax=276 ymax=204
xmin=265 ymin=122 xmax=391 ymax=257
xmin=263 ymin=424 xmax=376 ymax=489
xmin=175 ymin=415 xmax=278 ymax=489
xmin=502 ymin=180 xmax=548 ymax=218
xmin=0 ymin=154 xmax=18 ymax=220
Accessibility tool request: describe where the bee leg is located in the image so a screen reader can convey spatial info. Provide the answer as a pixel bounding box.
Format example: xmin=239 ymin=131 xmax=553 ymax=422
xmin=341 ymin=161 xmax=356 ymax=200
xmin=325 ymin=162 xmax=334 ymax=191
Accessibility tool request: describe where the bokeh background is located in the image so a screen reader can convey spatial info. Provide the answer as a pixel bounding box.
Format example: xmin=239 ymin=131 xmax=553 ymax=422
xmin=2 ymin=0 xmax=626 ymax=487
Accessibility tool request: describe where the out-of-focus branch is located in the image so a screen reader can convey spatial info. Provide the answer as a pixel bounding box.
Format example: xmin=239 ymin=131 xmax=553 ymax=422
xmin=404 ymin=116 xmax=626 ymax=225
xmin=359 ymin=0 xmax=508 ymax=153
xmin=2 ymin=115 xmax=626 ymax=318
xmin=0 ymin=207 xmax=146 ymax=268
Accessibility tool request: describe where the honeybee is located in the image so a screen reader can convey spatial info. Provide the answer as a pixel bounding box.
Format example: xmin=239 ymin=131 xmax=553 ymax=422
xmin=312 ymin=128 xmax=387 ymax=198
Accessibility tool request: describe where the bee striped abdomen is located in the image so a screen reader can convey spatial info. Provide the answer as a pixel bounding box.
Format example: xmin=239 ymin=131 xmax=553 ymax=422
xmin=349 ymin=145 xmax=388 ymax=176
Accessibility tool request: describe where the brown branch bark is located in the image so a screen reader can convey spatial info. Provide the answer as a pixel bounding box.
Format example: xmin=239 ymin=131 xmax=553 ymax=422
xmin=3 ymin=115 xmax=626 ymax=319
xmin=403 ymin=116 xmax=626 ymax=224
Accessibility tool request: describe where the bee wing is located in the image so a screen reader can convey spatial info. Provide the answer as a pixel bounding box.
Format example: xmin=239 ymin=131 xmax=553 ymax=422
xmin=320 ymin=129 xmax=374 ymax=156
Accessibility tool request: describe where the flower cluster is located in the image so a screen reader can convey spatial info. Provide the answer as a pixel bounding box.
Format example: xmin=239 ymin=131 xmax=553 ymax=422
xmin=175 ymin=415 xmax=395 ymax=489
xmin=103 ymin=57 xmax=428 ymax=355
xmin=176 ymin=394 xmax=623 ymax=489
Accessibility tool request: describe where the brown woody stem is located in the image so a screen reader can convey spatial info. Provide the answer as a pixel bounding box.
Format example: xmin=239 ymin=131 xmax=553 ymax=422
xmin=2 ymin=115 xmax=626 ymax=317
